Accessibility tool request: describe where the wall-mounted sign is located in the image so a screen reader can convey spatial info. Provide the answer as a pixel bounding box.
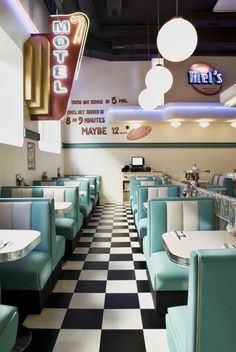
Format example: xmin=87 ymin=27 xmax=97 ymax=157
xmin=24 ymin=12 xmax=89 ymax=120
xmin=187 ymin=63 xmax=223 ymax=96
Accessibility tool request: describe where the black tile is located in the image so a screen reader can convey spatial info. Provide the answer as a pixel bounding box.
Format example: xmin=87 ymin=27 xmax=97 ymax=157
xmin=100 ymin=330 xmax=145 ymax=352
xmin=105 ymin=293 xmax=139 ymax=309
xmin=60 ymin=270 xmax=81 ymax=280
xmin=78 ymin=242 xmax=91 ymax=247
xmin=25 ymin=329 xmax=59 ymax=352
xmin=110 ymin=254 xmax=133 ymax=261
xmin=130 ymin=237 xmax=139 ymax=242
xmin=89 ymin=248 xmax=110 ymax=254
xmin=75 ymin=280 xmax=107 ymax=293
xmin=96 ymin=229 xmax=112 ymax=233
xmin=134 ymin=261 xmax=146 ymax=269
xmin=99 ymin=222 xmax=113 ymax=225
xmin=107 ymin=270 xmax=135 ymax=280
xmin=62 ymin=309 xmax=103 ymax=329
xmin=45 ymin=293 xmax=73 ymax=308
xmin=141 ymin=309 xmax=165 ymax=329
xmin=101 ymin=216 xmax=114 ymax=220
xmin=93 ymin=237 xmax=111 ymax=242
xmin=86 ymin=225 xmax=97 ymax=229
xmin=129 ymin=229 xmax=138 ymax=233
xmin=79 ymin=233 xmax=95 ymax=237
xmin=83 ymin=261 xmax=109 ymax=270
xmin=69 ymin=254 xmax=87 ymax=261
xmin=137 ymin=280 xmax=151 ymax=292
xmin=113 ymin=220 xmax=127 ymax=223
xmin=112 ymin=226 xmax=128 ymax=229
xmin=111 ymin=242 xmax=131 ymax=247
xmin=112 ymin=233 xmax=129 ymax=237
xmin=132 ymin=247 xmax=142 ymax=253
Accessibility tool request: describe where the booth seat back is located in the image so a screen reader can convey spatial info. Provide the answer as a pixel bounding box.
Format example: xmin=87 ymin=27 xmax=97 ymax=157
xmin=211 ymin=174 xmax=221 ymax=185
xmin=129 ymin=176 xmax=160 ymax=203
xmin=132 ymin=179 xmax=162 ymax=208
xmin=185 ymin=249 xmax=236 ymax=351
xmin=65 ymin=175 xmax=99 ymax=195
xmin=0 ymin=198 xmax=54 ymax=257
xmin=137 ymin=185 xmax=180 ymax=221
xmin=0 ymin=186 xmax=79 ymax=222
xmin=207 ymin=175 xmax=234 ymax=196
xmin=55 ymin=180 xmax=90 ymax=207
xmin=147 ymin=197 xmax=214 ymax=257
xmin=32 ymin=181 xmax=57 ymax=186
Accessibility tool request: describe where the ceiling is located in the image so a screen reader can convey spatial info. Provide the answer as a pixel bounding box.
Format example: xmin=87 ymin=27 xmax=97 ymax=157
xmin=44 ymin=0 xmax=236 ymax=61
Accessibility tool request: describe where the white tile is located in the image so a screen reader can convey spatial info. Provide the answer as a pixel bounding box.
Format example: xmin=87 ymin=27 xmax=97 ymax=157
xmin=79 ymin=270 xmax=108 ymax=281
xmin=73 ymin=247 xmax=89 ymax=254
xmin=94 ymin=233 xmax=112 ymax=238
xmin=108 ymin=261 xmax=134 ymax=270
xmin=131 ymin=242 xmax=140 ymax=248
xmin=96 ymin=225 xmax=113 ymax=229
xmin=81 ymin=229 xmax=96 ymax=233
xmin=99 ymin=220 xmax=113 ymax=224
xmin=113 ymin=222 xmax=128 ymax=226
xmin=128 ymin=225 xmax=137 ymax=230
xmin=133 ymin=253 xmax=145 ymax=261
xmin=53 ymin=280 xmax=77 ymax=293
xmin=53 ymin=329 xmax=101 ymax=352
xmin=111 ymin=237 xmax=130 ymax=242
xmin=135 ymin=269 xmax=148 ymax=280
xmin=24 ymin=308 xmax=66 ymax=329
xmin=88 ymin=222 xmax=98 ymax=226
xmin=86 ymin=254 xmax=110 ymax=262
xmin=130 ymin=233 xmax=138 ymax=238
xmin=79 ymin=237 xmax=93 ymax=242
xmin=112 ymin=229 xmax=129 ymax=233
xmin=102 ymin=309 xmax=142 ymax=329
xmin=143 ymin=329 xmax=169 ymax=352
xmin=69 ymin=293 xmax=105 ymax=309
xmin=110 ymin=247 xmax=132 ymax=254
xmin=62 ymin=261 xmax=84 ymax=270
xmin=138 ymin=293 xmax=154 ymax=309
xmin=106 ymin=280 xmax=137 ymax=293
xmin=90 ymin=242 xmax=111 ymax=248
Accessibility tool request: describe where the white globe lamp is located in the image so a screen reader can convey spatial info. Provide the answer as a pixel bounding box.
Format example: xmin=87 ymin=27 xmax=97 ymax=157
xmin=138 ymin=88 xmax=164 ymax=110
xmin=145 ymin=65 xmax=173 ymax=93
xmin=157 ymin=17 xmax=198 ymax=62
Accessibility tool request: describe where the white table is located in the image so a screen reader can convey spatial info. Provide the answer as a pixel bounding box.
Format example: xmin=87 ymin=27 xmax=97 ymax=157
xmin=0 ymin=230 xmax=41 ymax=262
xmin=54 ymin=202 xmax=72 ymax=214
xmin=162 ymin=230 xmax=234 ymax=266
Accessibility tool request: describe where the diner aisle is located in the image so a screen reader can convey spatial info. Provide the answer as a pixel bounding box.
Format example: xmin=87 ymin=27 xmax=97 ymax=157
xmin=24 ymin=204 xmax=168 ymax=352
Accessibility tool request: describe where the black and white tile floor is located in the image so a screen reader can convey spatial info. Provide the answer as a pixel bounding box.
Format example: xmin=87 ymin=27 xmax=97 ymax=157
xmin=24 ymin=204 xmax=169 ymax=352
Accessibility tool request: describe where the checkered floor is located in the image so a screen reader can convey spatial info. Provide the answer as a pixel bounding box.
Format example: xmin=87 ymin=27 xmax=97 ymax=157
xmin=24 ymin=204 xmax=168 ymax=352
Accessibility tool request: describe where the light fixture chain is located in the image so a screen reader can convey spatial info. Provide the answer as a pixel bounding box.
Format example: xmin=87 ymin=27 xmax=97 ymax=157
xmin=176 ymin=0 xmax=178 ymax=17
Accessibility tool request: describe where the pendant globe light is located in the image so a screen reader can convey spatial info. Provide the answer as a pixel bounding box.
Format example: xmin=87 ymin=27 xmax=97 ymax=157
xmin=145 ymin=0 xmax=173 ymax=93
xmin=138 ymin=88 xmax=164 ymax=110
xmin=157 ymin=0 xmax=198 ymax=62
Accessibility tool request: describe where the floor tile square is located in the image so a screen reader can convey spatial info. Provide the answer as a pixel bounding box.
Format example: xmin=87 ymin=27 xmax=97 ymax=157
xmin=112 ymin=233 xmax=129 ymax=237
xmin=94 ymin=233 xmax=112 ymax=238
xmin=45 ymin=293 xmax=73 ymax=308
xmin=73 ymin=247 xmax=89 ymax=254
xmin=24 ymin=308 xmax=67 ymax=329
xmin=96 ymin=228 xmax=112 ymax=233
xmin=62 ymin=261 xmax=84 ymax=270
xmin=53 ymin=329 xmax=101 ymax=352
xmin=25 ymin=329 xmax=59 ymax=352
xmin=131 ymin=242 xmax=140 ymax=248
xmin=102 ymin=309 xmax=142 ymax=329
xmin=143 ymin=329 xmax=169 ymax=352
xmin=89 ymin=247 xmax=110 ymax=254
xmin=107 ymin=270 xmax=135 ymax=280
xmin=75 ymin=280 xmax=106 ymax=293
xmin=134 ymin=261 xmax=147 ymax=269
xmin=133 ymin=253 xmax=145 ymax=261
xmin=76 ymin=242 xmax=91 ymax=247
xmin=69 ymin=293 xmax=105 ymax=309
xmin=60 ymin=270 xmax=81 ymax=280
xmin=69 ymin=254 xmax=87 ymax=261
xmin=141 ymin=309 xmax=165 ymax=329
xmin=137 ymin=280 xmax=151 ymax=292
xmin=62 ymin=309 xmax=103 ymax=329
xmin=106 ymin=280 xmax=137 ymax=293
xmin=83 ymin=261 xmax=109 ymax=270
xmin=93 ymin=237 xmax=111 ymax=242
xmin=90 ymin=242 xmax=111 ymax=248
xmin=110 ymin=254 xmax=133 ymax=261
xmin=138 ymin=293 xmax=155 ymax=309
xmin=108 ymin=261 xmax=134 ymax=270
xmin=105 ymin=293 xmax=139 ymax=309
xmin=111 ymin=237 xmax=130 ymax=242
xmin=132 ymin=247 xmax=142 ymax=253
xmin=79 ymin=270 xmax=108 ymax=281
xmin=111 ymin=242 xmax=131 ymax=247
xmin=86 ymin=254 xmax=110 ymax=262
xmin=112 ymin=229 xmax=129 ymax=233
xmin=100 ymin=330 xmax=145 ymax=352
xmin=53 ymin=280 xmax=77 ymax=293
xmin=81 ymin=229 xmax=96 ymax=234
xmin=135 ymin=269 xmax=148 ymax=280
xmin=79 ymin=237 xmax=93 ymax=242
xmin=110 ymin=247 xmax=132 ymax=254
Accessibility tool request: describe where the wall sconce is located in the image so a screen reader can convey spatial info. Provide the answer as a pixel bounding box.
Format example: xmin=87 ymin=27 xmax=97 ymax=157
xmin=199 ymin=121 xmax=210 ymax=128
xmin=170 ymin=120 xmax=182 ymax=128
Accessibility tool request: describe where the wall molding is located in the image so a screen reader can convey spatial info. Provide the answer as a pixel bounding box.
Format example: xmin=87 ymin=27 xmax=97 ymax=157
xmin=62 ymin=142 xmax=236 ymax=149
xmin=24 ymin=129 xmax=40 ymax=141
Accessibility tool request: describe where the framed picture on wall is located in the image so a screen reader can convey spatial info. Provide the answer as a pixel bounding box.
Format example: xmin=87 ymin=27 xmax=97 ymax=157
xmin=27 ymin=142 xmax=36 ymax=170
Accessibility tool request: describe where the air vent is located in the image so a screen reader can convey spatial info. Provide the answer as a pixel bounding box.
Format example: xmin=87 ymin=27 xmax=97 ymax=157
xmin=107 ymin=0 xmax=122 ymax=17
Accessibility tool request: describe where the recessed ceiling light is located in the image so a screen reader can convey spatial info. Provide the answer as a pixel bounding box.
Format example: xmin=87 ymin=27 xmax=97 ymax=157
xmin=170 ymin=121 xmax=182 ymax=128
xmin=199 ymin=121 xmax=210 ymax=128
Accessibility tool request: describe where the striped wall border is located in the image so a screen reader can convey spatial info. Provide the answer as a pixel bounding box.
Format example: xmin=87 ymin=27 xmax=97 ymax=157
xmin=24 ymin=129 xmax=40 ymax=141
xmin=62 ymin=142 xmax=236 ymax=149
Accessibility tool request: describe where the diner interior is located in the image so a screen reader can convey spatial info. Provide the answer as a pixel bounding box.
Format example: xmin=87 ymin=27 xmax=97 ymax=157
xmin=1 ymin=0 xmax=236 ymax=351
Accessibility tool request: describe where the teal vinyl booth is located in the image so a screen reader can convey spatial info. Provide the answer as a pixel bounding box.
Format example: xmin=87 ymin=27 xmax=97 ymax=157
xmin=207 ymin=174 xmax=235 ymax=197
xmin=166 ymin=249 xmax=236 ymax=352
xmin=144 ymin=197 xmax=215 ymax=315
xmin=1 ymin=186 xmax=81 ymax=257
xmin=0 ymin=304 xmax=18 ymax=352
xmin=131 ymin=178 xmax=162 ymax=214
xmin=64 ymin=175 xmax=100 ymax=206
xmin=136 ymin=185 xmax=180 ymax=239
xmin=129 ymin=176 xmax=161 ymax=210
xmin=0 ymin=198 xmax=63 ymax=314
